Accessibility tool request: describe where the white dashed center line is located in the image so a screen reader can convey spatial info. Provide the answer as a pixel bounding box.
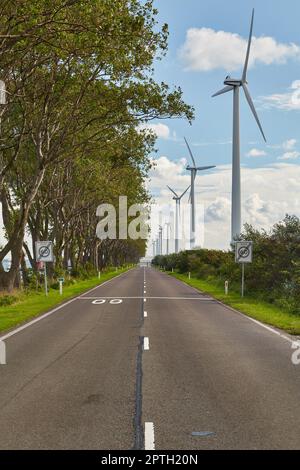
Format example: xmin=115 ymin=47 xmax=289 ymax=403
xmin=144 ymin=311 xmax=148 ymax=318
xmin=145 ymin=422 xmax=155 ymax=450
xmin=144 ymin=337 xmax=150 ymax=350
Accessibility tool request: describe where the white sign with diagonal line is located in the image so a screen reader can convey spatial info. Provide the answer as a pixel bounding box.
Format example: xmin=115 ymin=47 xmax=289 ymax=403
xmin=235 ymin=241 xmax=253 ymax=264
xmin=36 ymin=241 xmax=54 ymax=263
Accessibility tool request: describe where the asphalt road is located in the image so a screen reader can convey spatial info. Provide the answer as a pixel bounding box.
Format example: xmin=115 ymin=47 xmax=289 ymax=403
xmin=0 ymin=266 xmax=300 ymax=450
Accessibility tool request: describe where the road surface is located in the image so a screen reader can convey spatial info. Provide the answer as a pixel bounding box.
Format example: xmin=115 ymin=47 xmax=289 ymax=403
xmin=0 ymin=267 xmax=300 ymax=450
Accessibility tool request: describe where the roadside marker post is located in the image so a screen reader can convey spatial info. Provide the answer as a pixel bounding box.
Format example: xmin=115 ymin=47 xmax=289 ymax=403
xmin=225 ymin=280 xmax=229 ymax=295
xmin=98 ymin=271 xmax=101 ymax=279
xmin=235 ymin=241 xmax=253 ymax=298
xmin=188 ymin=272 xmax=191 ymax=280
xmin=58 ymin=277 xmax=64 ymax=295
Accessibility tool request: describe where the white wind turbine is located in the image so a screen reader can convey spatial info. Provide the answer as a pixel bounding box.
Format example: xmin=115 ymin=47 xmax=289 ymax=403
xmin=212 ymin=8 xmax=266 ymax=242
xmin=184 ymin=137 xmax=216 ymax=249
xmin=167 ymin=185 xmax=190 ymax=253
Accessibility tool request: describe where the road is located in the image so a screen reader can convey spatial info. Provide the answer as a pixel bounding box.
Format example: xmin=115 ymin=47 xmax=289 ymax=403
xmin=0 ymin=266 xmax=300 ymax=450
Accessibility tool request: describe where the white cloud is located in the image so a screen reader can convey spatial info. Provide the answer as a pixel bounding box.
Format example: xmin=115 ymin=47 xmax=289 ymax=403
xmin=246 ymin=148 xmax=267 ymax=157
xmin=206 ymin=197 xmax=230 ymax=222
xmin=260 ymin=81 xmax=300 ymax=110
xmin=283 ymin=139 xmax=297 ymax=151
xmin=278 ymin=151 xmax=300 ymax=160
xmin=147 ymin=156 xmax=300 ymax=252
xmin=139 ymin=122 xmax=170 ymax=140
xmin=179 ymin=28 xmax=300 ymax=72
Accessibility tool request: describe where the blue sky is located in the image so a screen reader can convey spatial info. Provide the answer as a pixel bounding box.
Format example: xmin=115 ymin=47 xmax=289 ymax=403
xmin=146 ymin=0 xmax=300 ymax=251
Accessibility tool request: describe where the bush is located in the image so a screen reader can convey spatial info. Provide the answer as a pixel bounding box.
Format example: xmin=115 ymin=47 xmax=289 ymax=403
xmin=152 ymin=215 xmax=300 ymax=316
xmin=0 ymin=294 xmax=18 ymax=306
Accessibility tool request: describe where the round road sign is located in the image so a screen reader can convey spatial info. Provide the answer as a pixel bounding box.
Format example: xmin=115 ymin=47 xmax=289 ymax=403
xmin=238 ymin=246 xmax=250 ymax=259
xmin=39 ymin=246 xmax=50 ymax=258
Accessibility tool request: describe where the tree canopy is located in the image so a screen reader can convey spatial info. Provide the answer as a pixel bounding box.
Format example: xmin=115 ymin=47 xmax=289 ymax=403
xmin=0 ymin=0 xmax=194 ymax=290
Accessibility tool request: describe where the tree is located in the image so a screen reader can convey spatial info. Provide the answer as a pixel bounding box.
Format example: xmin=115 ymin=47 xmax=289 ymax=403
xmin=0 ymin=0 xmax=194 ymax=290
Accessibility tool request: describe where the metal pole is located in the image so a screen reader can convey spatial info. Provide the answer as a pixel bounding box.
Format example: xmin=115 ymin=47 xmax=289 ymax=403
xmin=241 ymin=263 xmax=245 ymax=297
xmin=232 ymin=86 xmax=241 ymax=242
xmin=190 ymin=169 xmax=195 ymax=249
xmin=165 ymin=223 xmax=170 ymax=255
xmin=44 ymin=263 xmax=48 ymax=296
xmin=59 ymin=280 xmax=63 ymax=295
xmin=175 ymin=200 xmax=179 ymax=253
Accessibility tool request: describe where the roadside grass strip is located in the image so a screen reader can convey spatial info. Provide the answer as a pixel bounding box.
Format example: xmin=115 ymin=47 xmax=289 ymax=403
xmin=0 ymin=267 xmax=131 ymax=333
xmin=168 ymin=272 xmax=300 ymax=335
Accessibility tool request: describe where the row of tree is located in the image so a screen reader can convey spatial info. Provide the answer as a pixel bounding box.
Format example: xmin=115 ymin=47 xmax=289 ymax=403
xmin=152 ymin=215 xmax=300 ymax=314
xmin=0 ymin=0 xmax=194 ymax=290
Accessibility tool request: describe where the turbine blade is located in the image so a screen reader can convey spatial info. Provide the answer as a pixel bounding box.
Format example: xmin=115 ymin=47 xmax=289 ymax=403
xmin=242 ymin=8 xmax=255 ymax=82
xmin=212 ymin=85 xmax=233 ymax=98
xmin=167 ymin=185 xmax=178 ymax=198
xmin=184 ymin=137 xmax=196 ymax=166
xmin=196 ymin=166 xmax=216 ymax=171
xmin=179 ymin=185 xmax=191 ymax=200
xmin=242 ymin=83 xmax=266 ymax=142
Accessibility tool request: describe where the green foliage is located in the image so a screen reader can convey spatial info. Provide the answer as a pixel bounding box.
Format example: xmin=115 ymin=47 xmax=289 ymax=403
xmin=0 ymin=0 xmax=194 ymax=290
xmin=0 ymin=294 xmax=18 ymax=306
xmin=153 ymin=215 xmax=300 ymax=315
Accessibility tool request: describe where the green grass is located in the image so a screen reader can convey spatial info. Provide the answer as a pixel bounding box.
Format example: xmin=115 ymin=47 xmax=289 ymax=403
xmin=168 ymin=271 xmax=300 ymax=335
xmin=0 ymin=267 xmax=131 ymax=333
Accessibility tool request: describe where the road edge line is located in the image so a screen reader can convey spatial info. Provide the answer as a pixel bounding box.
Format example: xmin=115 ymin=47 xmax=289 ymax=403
xmin=0 ymin=268 xmax=134 ymax=341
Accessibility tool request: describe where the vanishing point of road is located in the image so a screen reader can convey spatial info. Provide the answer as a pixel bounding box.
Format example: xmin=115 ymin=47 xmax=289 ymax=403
xmin=0 ymin=267 xmax=300 ymax=450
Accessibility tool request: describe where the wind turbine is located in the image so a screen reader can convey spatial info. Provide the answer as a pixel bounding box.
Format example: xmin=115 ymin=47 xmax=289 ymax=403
xmin=184 ymin=137 xmax=216 ymax=249
xmin=212 ymin=9 xmax=266 ymax=242
xmin=167 ymin=185 xmax=190 ymax=253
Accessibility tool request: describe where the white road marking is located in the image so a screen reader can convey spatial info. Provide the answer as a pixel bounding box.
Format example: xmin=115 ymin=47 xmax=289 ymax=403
xmin=145 ymin=422 xmax=155 ymax=450
xmin=175 ymin=275 xmax=297 ymax=345
xmin=144 ymin=311 xmax=148 ymax=318
xmin=0 ymin=269 xmax=132 ymax=342
xmin=92 ymin=299 xmax=106 ymax=305
xmin=234 ymin=312 xmax=294 ymax=344
xmin=144 ymin=298 xmax=146 ymax=302
xmin=79 ymin=296 xmax=214 ymax=300
xmin=0 ymin=339 xmax=6 ymax=365
xmin=109 ymin=299 xmax=123 ymax=304
xmin=144 ymin=337 xmax=149 ymax=350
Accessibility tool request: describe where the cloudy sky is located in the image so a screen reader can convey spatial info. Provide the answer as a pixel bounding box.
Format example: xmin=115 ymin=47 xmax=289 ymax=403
xmin=146 ymin=0 xmax=300 ymax=253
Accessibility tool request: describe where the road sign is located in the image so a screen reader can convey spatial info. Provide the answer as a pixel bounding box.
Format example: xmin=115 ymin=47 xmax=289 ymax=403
xmin=36 ymin=241 xmax=54 ymax=263
xmin=58 ymin=277 xmax=64 ymax=283
xmin=235 ymin=241 xmax=253 ymax=264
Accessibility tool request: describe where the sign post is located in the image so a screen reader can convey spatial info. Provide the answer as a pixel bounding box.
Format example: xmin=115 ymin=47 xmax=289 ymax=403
xmin=235 ymin=241 xmax=253 ymax=297
xmin=36 ymin=241 xmax=54 ymax=296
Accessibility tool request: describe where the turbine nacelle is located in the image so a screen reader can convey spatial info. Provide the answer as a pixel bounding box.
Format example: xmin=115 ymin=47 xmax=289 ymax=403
xmin=224 ymin=78 xmax=243 ymax=87
xmin=212 ymin=9 xmax=266 ymax=143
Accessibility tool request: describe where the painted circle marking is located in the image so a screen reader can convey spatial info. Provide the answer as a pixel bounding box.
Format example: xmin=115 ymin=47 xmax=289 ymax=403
xmin=92 ymin=299 xmax=106 ymax=305
xmin=110 ymin=299 xmax=123 ymax=305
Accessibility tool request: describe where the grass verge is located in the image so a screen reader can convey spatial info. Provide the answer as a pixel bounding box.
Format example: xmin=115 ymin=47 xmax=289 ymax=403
xmin=0 ymin=267 xmax=131 ymax=334
xmin=168 ymin=271 xmax=300 ymax=335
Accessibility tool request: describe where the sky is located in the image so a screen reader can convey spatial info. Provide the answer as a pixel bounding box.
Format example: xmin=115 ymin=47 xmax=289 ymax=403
xmin=146 ymin=0 xmax=300 ymax=253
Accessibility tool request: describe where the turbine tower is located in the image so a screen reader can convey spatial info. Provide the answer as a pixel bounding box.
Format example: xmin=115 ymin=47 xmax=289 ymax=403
xmin=167 ymin=185 xmax=190 ymax=253
xmin=212 ymin=9 xmax=266 ymax=242
xmin=184 ymin=137 xmax=215 ymax=249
